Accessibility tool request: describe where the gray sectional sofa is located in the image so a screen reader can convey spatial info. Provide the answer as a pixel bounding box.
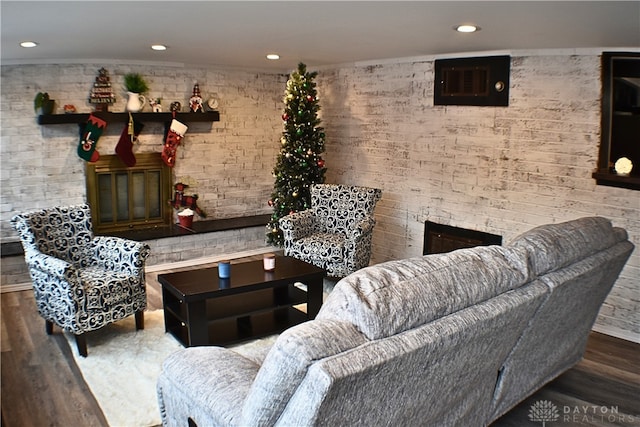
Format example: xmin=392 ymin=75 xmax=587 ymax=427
xmin=157 ymin=217 xmax=634 ymax=426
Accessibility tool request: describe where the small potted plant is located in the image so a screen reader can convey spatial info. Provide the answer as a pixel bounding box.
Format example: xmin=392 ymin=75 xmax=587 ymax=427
xmin=124 ymin=73 xmax=149 ymax=112
xmin=124 ymin=73 xmax=149 ymax=94
xmin=34 ymin=92 xmax=55 ymax=115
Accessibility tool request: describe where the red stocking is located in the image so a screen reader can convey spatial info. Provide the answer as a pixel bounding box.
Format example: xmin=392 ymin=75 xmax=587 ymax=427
xmin=115 ymin=114 xmax=144 ymax=167
xmin=161 ymin=119 xmax=188 ymax=167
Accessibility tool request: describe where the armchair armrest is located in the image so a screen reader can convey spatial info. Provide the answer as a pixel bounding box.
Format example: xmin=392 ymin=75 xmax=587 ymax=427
xmin=344 ymin=216 xmax=377 ymax=271
xmin=279 ymin=209 xmax=315 ymax=242
xmin=26 ymin=250 xmax=78 ymax=281
xmin=91 ymin=236 xmax=151 ymax=274
xmin=349 ymin=216 xmax=376 ymax=241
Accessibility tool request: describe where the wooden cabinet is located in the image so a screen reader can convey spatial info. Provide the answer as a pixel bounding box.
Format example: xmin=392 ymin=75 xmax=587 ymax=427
xmin=593 ymin=52 xmax=640 ymax=190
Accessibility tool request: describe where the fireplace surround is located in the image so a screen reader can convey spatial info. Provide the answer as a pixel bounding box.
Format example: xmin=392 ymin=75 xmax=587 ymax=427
xmin=423 ymin=221 xmax=502 ymax=255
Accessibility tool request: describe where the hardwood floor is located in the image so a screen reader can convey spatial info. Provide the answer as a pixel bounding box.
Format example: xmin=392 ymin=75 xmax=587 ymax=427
xmin=2 ymin=259 xmax=639 ymax=426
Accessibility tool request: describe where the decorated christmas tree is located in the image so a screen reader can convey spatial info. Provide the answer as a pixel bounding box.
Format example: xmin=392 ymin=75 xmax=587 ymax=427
xmin=266 ymin=63 xmax=327 ymax=246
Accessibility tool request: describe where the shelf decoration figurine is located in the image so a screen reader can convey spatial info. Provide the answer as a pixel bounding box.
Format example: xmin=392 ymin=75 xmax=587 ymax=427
xmin=88 ymin=68 xmax=116 ymax=112
xmin=168 ymin=182 xmax=207 ymax=217
xmin=189 ymin=83 xmax=204 ymax=112
xmin=149 ymin=98 xmax=162 ymax=112
xmin=124 ymin=73 xmax=149 ymax=112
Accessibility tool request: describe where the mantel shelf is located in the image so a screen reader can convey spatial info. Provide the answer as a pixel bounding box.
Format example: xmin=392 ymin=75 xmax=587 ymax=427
xmin=37 ymin=111 xmax=220 ymax=125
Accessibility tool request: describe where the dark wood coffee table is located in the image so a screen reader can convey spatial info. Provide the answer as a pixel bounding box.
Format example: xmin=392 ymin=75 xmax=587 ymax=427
xmin=158 ymin=255 xmax=325 ymax=347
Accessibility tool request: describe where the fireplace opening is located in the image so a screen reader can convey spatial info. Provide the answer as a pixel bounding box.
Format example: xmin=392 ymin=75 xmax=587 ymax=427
xmin=85 ymin=153 xmax=173 ymax=234
xmin=423 ymin=221 xmax=502 ymax=255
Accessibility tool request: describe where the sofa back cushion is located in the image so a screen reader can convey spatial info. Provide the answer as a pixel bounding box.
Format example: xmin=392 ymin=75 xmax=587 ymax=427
xmin=278 ymin=281 xmax=548 ymax=426
xmin=508 ymin=216 xmax=624 ymax=276
xmin=240 ymin=319 xmax=366 ymax=426
xmin=311 ymin=184 xmax=381 ymax=234
xmin=317 ymin=245 xmax=530 ymax=340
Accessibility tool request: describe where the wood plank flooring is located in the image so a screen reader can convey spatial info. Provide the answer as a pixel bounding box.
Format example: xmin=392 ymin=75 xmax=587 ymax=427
xmin=2 ymin=258 xmax=639 ymax=426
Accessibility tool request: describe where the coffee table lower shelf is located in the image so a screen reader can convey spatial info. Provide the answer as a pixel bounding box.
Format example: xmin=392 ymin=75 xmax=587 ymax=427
xmin=164 ymin=305 xmax=308 ymax=346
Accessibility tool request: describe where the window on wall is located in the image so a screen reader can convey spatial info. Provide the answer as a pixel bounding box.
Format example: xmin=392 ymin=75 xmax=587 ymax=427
xmin=86 ymin=153 xmax=172 ymax=233
xmin=593 ymin=52 xmax=640 ymax=190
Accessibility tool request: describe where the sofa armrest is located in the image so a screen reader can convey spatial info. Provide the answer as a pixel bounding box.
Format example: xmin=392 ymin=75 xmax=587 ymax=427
xmin=158 ymin=347 xmax=260 ymax=427
xmin=91 ymin=236 xmax=150 ymax=274
xmin=279 ymin=209 xmax=315 ymax=242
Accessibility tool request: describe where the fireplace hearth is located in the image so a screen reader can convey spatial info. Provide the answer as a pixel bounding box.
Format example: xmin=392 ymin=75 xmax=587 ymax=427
xmin=423 ymin=221 xmax=502 ymax=255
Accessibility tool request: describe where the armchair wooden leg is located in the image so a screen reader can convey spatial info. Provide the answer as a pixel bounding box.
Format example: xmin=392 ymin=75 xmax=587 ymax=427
xmin=135 ymin=310 xmax=144 ymax=330
xmin=75 ymin=333 xmax=88 ymax=357
xmin=45 ymin=320 xmax=53 ymax=335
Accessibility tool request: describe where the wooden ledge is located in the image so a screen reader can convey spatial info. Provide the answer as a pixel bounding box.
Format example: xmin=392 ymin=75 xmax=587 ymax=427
xmin=1 ymin=214 xmax=271 ymax=257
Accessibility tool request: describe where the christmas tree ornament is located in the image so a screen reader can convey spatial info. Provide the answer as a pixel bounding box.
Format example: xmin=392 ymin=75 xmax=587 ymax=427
xmin=115 ymin=113 xmax=144 ymax=167
xmin=161 ymin=119 xmax=188 ymax=167
xmin=77 ymin=114 xmax=107 ymax=162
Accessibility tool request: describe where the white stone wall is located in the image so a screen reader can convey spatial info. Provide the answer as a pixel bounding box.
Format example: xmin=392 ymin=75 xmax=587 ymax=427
xmin=316 ymin=53 xmax=639 ymax=342
xmin=0 ymin=63 xmax=285 ymax=240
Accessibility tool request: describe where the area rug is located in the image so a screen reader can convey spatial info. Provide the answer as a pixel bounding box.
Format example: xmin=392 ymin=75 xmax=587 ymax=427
xmin=65 ymin=310 xmax=277 ymax=427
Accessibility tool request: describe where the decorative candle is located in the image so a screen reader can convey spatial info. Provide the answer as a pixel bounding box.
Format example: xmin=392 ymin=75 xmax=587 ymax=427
xmin=263 ymin=253 xmax=276 ymax=271
xmin=218 ymin=260 xmax=231 ymax=279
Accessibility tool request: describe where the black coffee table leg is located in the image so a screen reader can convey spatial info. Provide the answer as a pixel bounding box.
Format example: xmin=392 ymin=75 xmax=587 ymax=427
xmin=307 ymin=275 xmax=324 ymax=319
xmin=185 ymin=300 xmax=208 ymax=346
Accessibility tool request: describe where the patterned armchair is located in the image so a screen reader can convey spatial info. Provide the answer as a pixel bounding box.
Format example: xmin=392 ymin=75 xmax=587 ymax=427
xmin=11 ymin=204 xmax=150 ymax=357
xmin=279 ymin=184 xmax=382 ymax=278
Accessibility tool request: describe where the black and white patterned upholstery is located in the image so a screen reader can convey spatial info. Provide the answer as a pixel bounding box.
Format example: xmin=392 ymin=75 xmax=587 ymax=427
xmin=11 ymin=204 xmax=150 ymax=357
xmin=279 ymin=184 xmax=382 ymax=277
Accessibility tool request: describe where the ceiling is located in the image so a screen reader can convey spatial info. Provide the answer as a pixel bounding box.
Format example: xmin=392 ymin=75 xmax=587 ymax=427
xmin=2 ymin=1 xmax=639 ymax=72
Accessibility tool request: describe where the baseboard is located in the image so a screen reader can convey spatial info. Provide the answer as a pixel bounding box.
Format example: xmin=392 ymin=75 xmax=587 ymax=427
xmin=1 ymin=247 xmax=280 ymax=294
xmin=591 ymin=324 xmax=640 ymax=344
xmin=1 ymin=283 xmax=31 ymax=293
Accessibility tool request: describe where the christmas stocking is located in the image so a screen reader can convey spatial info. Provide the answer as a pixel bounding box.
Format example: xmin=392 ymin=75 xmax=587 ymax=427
xmin=161 ymin=119 xmax=188 ymax=167
xmin=116 ymin=114 xmax=144 ymax=167
xmin=78 ymin=114 xmax=107 ymax=162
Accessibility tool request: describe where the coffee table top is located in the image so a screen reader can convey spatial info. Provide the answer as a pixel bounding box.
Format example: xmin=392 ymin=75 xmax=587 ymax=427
xmin=158 ymin=255 xmax=325 ymax=301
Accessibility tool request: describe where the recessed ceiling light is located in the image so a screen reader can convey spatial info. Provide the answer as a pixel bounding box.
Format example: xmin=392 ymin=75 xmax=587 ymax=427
xmin=266 ymin=53 xmax=280 ymax=60
xmin=151 ymin=44 xmax=167 ymax=51
xmin=456 ymin=25 xmax=480 ymax=33
xmin=20 ymin=41 xmax=38 ymax=48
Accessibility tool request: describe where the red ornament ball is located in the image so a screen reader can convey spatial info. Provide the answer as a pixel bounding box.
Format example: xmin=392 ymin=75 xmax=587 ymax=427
xmin=306 ymin=95 xmax=314 ymax=102
xmin=317 ymin=159 xmax=325 ymax=167
xmin=268 ymin=199 xmax=274 ymax=207
xmin=282 ymin=113 xmax=289 ymax=121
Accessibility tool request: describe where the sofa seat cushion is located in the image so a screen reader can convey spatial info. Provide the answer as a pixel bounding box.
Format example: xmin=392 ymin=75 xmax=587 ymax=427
xmin=81 ymin=266 xmax=145 ymax=310
xmin=508 ymin=217 xmax=625 ymax=276
xmin=317 ymin=245 xmax=530 ymax=340
xmin=289 ymin=232 xmax=345 ymax=263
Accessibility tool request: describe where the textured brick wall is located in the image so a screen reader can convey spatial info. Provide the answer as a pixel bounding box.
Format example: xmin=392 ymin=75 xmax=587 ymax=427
xmin=0 ymin=63 xmax=284 ymax=240
xmin=316 ymin=53 xmax=639 ymax=341
xmin=0 ymin=63 xmax=285 ymax=287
